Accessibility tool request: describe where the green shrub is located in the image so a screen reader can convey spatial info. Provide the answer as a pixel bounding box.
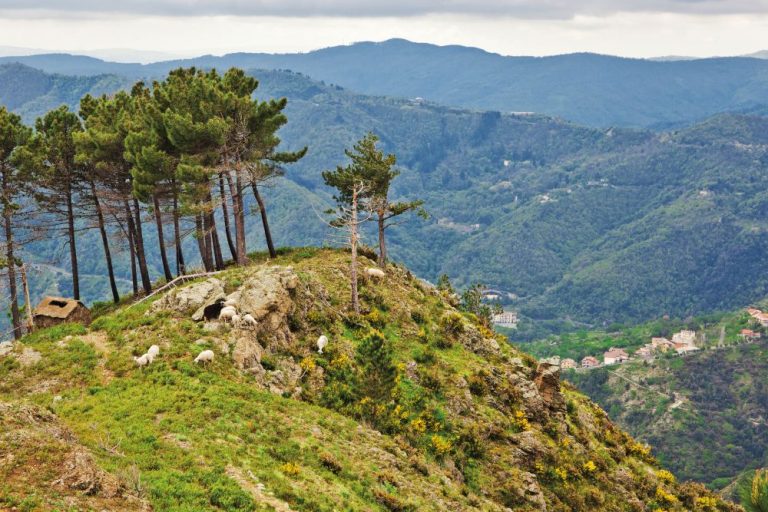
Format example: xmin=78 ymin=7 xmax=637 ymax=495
xmin=439 ymin=312 xmax=464 ymax=338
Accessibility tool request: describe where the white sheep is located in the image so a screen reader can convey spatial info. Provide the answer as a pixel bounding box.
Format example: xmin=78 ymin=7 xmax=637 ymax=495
xmin=219 ymin=306 xmax=238 ymax=322
xmin=133 ymin=354 xmax=150 ymax=368
xmin=145 ymin=352 xmax=156 ymax=364
xmin=147 ymin=345 xmax=160 ymax=358
xmin=231 ymin=313 xmax=242 ymax=328
xmin=194 ymin=349 xmax=215 ymax=365
xmin=241 ymin=313 xmax=258 ymax=329
xmin=366 ymin=267 xmax=386 ymax=278
xmin=317 ymin=335 xmax=328 ymax=354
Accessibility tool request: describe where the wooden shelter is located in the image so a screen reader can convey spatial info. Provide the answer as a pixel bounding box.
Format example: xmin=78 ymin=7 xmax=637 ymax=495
xmin=33 ymin=296 xmax=91 ymax=329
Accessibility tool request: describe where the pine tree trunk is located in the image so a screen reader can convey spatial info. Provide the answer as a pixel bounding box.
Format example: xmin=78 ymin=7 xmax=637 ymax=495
xmin=124 ymin=201 xmax=138 ymax=296
xmin=172 ymin=185 xmax=185 ymax=276
xmin=350 ymin=186 xmax=360 ymax=314
xmin=195 ymin=213 xmax=212 ymax=272
xmin=218 ymin=172 xmax=237 ymax=261
xmin=153 ymin=194 xmax=173 ymax=281
xmin=377 ymin=208 xmax=387 ymax=268
xmin=2 ymin=198 xmax=21 ymax=339
xmin=226 ymin=171 xmax=247 ymax=265
xmin=251 ymin=183 xmax=276 ymax=259
xmin=206 ymin=190 xmax=224 ymax=270
xmin=132 ymin=198 xmax=152 ymax=295
xmin=65 ymin=182 xmax=80 ymax=300
xmin=91 ymin=181 xmax=119 ymax=303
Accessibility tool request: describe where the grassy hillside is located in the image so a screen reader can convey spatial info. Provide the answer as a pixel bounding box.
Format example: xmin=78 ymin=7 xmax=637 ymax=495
xmin=554 ymin=306 xmax=768 ymax=487
xmin=4 ymin=39 xmax=768 ymax=128
xmin=0 ymin=249 xmax=738 ymax=511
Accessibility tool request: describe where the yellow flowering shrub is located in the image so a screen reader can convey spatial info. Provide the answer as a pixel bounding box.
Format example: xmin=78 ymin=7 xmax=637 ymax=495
xmin=430 ymin=435 xmax=452 ymax=456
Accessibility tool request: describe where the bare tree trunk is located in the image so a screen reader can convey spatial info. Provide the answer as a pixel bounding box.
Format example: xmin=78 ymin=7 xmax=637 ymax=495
xmin=171 ymin=185 xmax=185 ymax=276
xmin=91 ymin=181 xmax=119 ymax=303
xmin=251 ymin=183 xmax=276 ymax=259
xmin=153 ymin=194 xmax=173 ymax=281
xmin=350 ymin=185 xmax=360 ymax=314
xmin=377 ymin=208 xmax=387 ymax=268
xmin=124 ymin=201 xmax=138 ymax=296
xmin=195 ymin=213 xmax=212 ymax=272
xmin=206 ymin=190 xmax=224 ymax=270
xmin=65 ymin=182 xmax=80 ymax=300
xmin=226 ymin=171 xmax=247 ymax=265
xmin=132 ymin=198 xmax=152 ymax=295
xmin=218 ymin=172 xmax=237 ymax=261
xmin=2 ymin=200 xmax=21 ymax=339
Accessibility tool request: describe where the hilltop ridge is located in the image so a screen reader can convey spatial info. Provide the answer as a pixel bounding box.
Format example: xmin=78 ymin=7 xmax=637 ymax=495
xmin=0 ymin=249 xmax=739 ymax=510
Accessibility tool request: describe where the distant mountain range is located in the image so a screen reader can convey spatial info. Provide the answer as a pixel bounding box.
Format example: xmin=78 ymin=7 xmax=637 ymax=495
xmin=3 ymin=62 xmax=768 ymax=330
xmin=3 ymin=39 xmax=768 ymax=128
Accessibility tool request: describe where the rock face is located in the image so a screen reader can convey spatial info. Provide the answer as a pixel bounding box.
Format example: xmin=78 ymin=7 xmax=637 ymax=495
xmin=0 ymin=340 xmax=14 ymax=357
xmin=233 ymin=267 xmax=299 ymax=349
xmin=533 ymin=361 xmax=565 ymax=416
xmin=150 ymin=278 xmax=226 ymax=320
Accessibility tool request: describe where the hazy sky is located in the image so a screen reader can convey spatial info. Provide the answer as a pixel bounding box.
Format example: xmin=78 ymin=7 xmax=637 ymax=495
xmin=0 ymin=1 xmax=767 ymax=61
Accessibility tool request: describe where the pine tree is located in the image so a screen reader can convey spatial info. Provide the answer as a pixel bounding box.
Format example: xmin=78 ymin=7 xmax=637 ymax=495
xmin=0 ymin=107 xmax=38 ymax=338
xmin=35 ymin=106 xmax=85 ymax=299
xmin=322 ymin=133 xmax=424 ymax=267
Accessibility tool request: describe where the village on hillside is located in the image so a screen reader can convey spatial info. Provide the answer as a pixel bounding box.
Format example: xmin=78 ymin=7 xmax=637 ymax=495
xmin=545 ymin=307 xmax=768 ymax=371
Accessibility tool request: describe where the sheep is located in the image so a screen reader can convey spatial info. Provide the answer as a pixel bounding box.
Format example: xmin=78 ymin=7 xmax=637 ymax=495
xmin=145 ymin=352 xmax=156 ymax=364
xmin=133 ymin=354 xmax=150 ymax=368
xmin=219 ymin=306 xmax=238 ymax=322
xmin=194 ymin=349 xmax=215 ymax=365
xmin=147 ymin=345 xmax=160 ymax=358
xmin=231 ymin=313 xmax=242 ymax=328
xmin=241 ymin=313 xmax=258 ymax=329
xmin=317 ymin=335 xmax=328 ymax=354
xmin=366 ymin=267 xmax=386 ymax=278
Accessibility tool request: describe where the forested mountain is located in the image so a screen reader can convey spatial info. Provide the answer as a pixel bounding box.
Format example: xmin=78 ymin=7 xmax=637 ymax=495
xmin=0 ymin=63 xmax=129 ymax=123
xmin=3 ymin=64 xmax=768 ymax=331
xmin=3 ymin=39 xmax=768 ymax=128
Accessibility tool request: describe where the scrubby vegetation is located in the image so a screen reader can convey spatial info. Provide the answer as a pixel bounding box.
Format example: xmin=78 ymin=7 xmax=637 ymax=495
xmin=0 ymin=249 xmax=739 ymax=510
xmin=561 ymin=306 xmax=768 ymax=487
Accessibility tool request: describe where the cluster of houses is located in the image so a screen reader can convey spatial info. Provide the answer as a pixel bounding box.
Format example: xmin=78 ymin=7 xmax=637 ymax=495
xmin=557 ymin=329 xmax=701 ymax=370
xmin=492 ymin=311 xmax=518 ymax=329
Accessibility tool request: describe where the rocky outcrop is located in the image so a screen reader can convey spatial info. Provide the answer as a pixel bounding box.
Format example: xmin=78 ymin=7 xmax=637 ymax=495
xmin=533 ymin=361 xmax=565 ymax=416
xmin=233 ymin=267 xmax=299 ymax=349
xmin=150 ymin=278 xmax=225 ymax=319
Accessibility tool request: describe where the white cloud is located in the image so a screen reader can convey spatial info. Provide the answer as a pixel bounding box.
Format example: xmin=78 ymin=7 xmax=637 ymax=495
xmin=1 ymin=0 xmax=768 ymax=18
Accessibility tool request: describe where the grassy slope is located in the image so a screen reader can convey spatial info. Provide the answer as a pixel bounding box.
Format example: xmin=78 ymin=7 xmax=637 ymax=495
xmin=0 ymin=249 xmax=737 ymax=511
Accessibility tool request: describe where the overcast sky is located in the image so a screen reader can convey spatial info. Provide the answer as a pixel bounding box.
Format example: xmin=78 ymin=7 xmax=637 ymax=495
xmin=0 ymin=1 xmax=767 ymax=61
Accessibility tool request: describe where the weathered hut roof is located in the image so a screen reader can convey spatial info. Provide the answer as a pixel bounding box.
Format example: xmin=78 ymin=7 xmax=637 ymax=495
xmin=33 ymin=296 xmax=86 ymax=319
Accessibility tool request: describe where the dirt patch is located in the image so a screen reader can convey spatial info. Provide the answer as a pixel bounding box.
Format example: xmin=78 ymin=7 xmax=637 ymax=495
xmin=15 ymin=347 xmax=42 ymax=367
xmin=226 ymin=465 xmax=296 ymax=512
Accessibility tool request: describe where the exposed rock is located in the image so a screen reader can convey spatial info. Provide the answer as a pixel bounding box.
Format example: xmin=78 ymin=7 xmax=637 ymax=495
xmin=533 ymin=361 xmax=565 ymax=415
xmin=15 ymin=347 xmax=41 ymax=367
xmin=461 ymin=325 xmax=501 ymax=357
xmin=236 ymin=267 xmax=299 ymax=349
xmin=149 ymin=278 xmax=225 ymax=319
xmin=265 ymin=357 xmax=303 ymax=396
xmin=520 ymin=471 xmax=547 ymax=511
xmin=0 ymin=340 xmax=13 ymax=357
xmin=232 ymin=336 xmax=263 ymax=370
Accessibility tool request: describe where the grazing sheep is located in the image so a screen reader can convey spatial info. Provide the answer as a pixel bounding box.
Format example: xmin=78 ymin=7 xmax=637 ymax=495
xmin=147 ymin=345 xmax=160 ymax=358
xmin=145 ymin=352 xmax=156 ymax=364
xmin=194 ymin=349 xmax=215 ymax=365
xmin=231 ymin=313 xmax=242 ymax=328
xmin=133 ymin=354 xmax=150 ymax=368
xmin=366 ymin=267 xmax=386 ymax=278
xmin=241 ymin=313 xmax=258 ymax=329
xmin=317 ymin=335 xmax=328 ymax=354
xmin=219 ymin=306 xmax=238 ymax=322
